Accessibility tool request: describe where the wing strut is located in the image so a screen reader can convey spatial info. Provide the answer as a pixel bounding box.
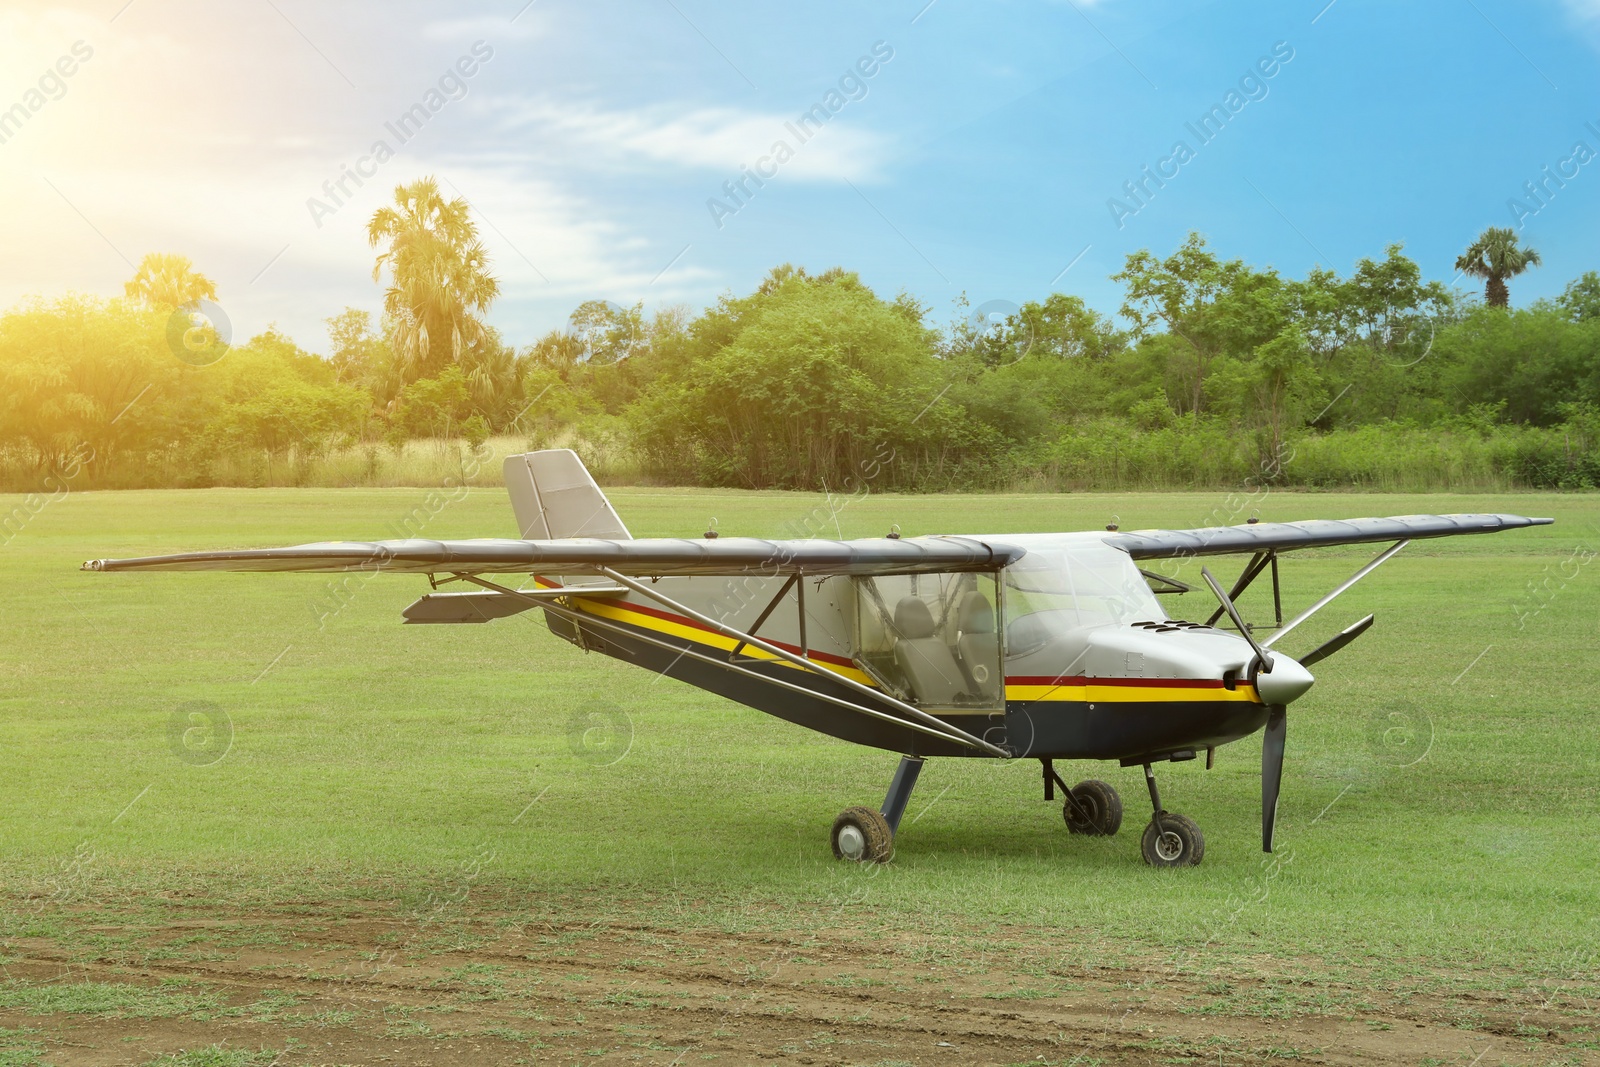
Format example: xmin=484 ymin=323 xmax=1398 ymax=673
xmin=594 ymin=567 xmax=1012 ymax=759
xmin=1262 ymin=540 xmax=1409 ymax=649
xmin=1202 ymin=552 xmax=1282 ymax=629
xmin=728 ymin=573 xmax=798 ymax=660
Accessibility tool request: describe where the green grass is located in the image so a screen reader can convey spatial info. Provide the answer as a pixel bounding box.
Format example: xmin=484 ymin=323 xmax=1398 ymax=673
xmin=0 ymin=1027 xmax=46 ymax=1067
xmin=1 ymin=485 xmax=1597 ymax=983
xmin=0 ymin=980 xmax=224 ymax=1020
xmin=141 ymin=1046 xmax=278 ymax=1067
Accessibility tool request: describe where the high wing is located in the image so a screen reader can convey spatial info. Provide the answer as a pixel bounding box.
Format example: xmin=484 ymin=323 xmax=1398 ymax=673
xmin=81 ymin=535 xmax=1025 ymax=577
xmin=81 ymin=515 xmax=1554 ymax=576
xmin=1104 ymin=513 xmax=1552 ymax=560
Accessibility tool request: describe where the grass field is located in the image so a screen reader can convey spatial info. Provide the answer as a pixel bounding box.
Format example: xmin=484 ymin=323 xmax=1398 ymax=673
xmin=1 ymin=484 xmax=1597 ymax=1065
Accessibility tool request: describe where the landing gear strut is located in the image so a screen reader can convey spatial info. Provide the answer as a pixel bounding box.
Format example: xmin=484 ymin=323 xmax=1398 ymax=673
xmin=1138 ymin=763 xmax=1204 ymax=867
xmin=1043 ymin=759 xmax=1123 ymax=836
xmin=832 ymin=755 xmax=923 ymax=863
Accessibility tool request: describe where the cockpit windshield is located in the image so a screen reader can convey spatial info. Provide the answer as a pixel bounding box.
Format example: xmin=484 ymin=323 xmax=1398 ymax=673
xmin=1003 ymin=539 xmax=1165 ymax=657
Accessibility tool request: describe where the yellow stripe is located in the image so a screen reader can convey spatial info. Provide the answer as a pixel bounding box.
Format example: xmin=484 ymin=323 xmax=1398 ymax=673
xmin=570 ymin=596 xmax=879 ymax=687
xmin=1089 ymin=682 xmax=1259 ymax=703
xmin=1005 ymin=683 xmax=1259 ymax=703
xmin=565 ymin=594 xmax=1261 ymax=707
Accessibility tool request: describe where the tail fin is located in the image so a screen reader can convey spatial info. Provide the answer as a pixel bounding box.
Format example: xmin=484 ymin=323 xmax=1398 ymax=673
xmin=503 ymin=449 xmax=631 ymax=541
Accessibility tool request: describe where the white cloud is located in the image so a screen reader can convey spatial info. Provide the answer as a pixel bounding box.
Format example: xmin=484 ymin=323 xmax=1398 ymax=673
xmin=498 ymin=97 xmax=892 ymax=183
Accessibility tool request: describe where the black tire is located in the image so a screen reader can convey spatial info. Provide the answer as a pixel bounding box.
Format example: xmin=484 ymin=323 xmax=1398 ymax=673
xmin=1063 ymin=779 xmax=1124 ymax=836
xmin=831 ymin=806 xmax=894 ymax=863
xmin=1140 ymin=813 xmax=1204 ymax=867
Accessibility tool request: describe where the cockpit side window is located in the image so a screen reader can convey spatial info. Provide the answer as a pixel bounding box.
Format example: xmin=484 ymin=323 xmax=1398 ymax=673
xmin=852 ymin=572 xmax=1002 ymax=710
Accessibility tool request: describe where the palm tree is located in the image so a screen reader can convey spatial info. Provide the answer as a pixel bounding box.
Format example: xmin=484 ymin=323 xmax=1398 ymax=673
xmin=1454 ymin=227 xmax=1541 ymax=308
xmin=124 ymin=253 xmax=217 ymax=310
xmin=459 ymin=326 xmax=522 ymax=427
xmin=367 ymin=177 xmax=500 ymax=381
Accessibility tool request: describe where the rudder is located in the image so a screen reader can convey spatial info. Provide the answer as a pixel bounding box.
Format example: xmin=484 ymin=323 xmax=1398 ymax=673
xmin=504 ymin=449 xmax=631 ymax=540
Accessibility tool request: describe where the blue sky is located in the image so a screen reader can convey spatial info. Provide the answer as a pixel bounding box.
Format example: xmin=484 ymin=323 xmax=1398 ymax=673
xmin=3 ymin=0 xmax=1599 ymax=351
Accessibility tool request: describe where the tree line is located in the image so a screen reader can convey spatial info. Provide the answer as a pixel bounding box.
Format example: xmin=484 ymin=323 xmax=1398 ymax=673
xmin=2 ymin=174 xmax=1597 ymax=494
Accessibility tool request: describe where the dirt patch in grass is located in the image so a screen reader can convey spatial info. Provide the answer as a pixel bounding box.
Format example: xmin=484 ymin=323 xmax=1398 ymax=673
xmin=3 ymin=895 xmax=1595 ymax=1066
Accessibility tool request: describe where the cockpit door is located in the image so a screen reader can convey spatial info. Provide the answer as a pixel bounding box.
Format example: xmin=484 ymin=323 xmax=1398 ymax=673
xmin=850 ymin=571 xmax=1003 ymax=711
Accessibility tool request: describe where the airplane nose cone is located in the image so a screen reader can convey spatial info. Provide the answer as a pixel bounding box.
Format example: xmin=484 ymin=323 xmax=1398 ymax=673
xmin=1255 ymin=655 xmax=1314 ymax=705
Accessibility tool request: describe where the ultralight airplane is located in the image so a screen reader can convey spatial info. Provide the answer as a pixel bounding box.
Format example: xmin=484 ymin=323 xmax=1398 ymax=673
xmin=84 ymin=449 xmax=1552 ymax=867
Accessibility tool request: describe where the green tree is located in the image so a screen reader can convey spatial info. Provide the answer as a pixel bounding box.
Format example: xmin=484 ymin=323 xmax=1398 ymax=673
xmin=1208 ymin=326 xmax=1323 ymax=464
xmin=325 ymin=307 xmax=399 ymax=407
xmin=1016 ymin=294 xmax=1124 ymax=362
xmin=459 ymin=326 xmax=525 ymax=429
xmin=944 ymin=294 xmax=1121 ymax=370
xmin=1112 ymin=233 xmax=1278 ymax=416
xmin=205 ymin=328 xmax=368 ymax=466
xmin=1295 ymin=245 xmax=1454 ymax=425
xmin=124 ymin=253 xmax=218 ymax=311
xmin=0 ymin=296 xmax=165 ymax=473
xmin=367 ymin=176 xmax=500 ymax=381
xmin=1454 ymin=227 xmax=1541 ymax=308
xmin=635 ymin=269 xmax=942 ymax=488
xmin=392 ymin=365 xmax=475 ymax=439
xmin=566 ymin=300 xmax=643 ymax=365
xmin=1559 ymin=271 xmax=1600 ymax=322
xmin=212 ymin=379 xmax=366 ymax=464
xmin=1333 ymin=244 xmax=1452 ymax=356
xmin=1438 ymin=305 xmax=1600 ymax=425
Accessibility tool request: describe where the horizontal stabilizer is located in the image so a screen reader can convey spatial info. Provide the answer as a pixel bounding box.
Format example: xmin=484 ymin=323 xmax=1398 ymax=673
xmin=402 ymin=591 xmax=539 ymax=624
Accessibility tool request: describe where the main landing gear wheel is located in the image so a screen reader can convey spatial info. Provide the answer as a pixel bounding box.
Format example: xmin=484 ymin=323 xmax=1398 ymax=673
xmin=1063 ymin=779 xmax=1123 ymax=836
xmin=831 ymin=806 xmax=893 ymax=863
xmin=1140 ymin=813 xmax=1205 ymax=868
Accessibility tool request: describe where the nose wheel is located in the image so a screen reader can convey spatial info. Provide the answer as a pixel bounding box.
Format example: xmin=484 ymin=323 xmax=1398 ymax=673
xmin=1141 ymin=812 xmax=1205 ymax=866
xmin=1138 ymin=763 xmax=1204 ymax=867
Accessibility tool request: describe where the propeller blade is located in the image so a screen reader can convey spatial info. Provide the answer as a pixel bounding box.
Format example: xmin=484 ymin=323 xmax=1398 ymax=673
xmin=1201 ymin=566 xmax=1274 ymax=674
xmin=1299 ymin=614 xmax=1375 ymax=668
xmin=1262 ymin=706 xmax=1287 ymax=853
